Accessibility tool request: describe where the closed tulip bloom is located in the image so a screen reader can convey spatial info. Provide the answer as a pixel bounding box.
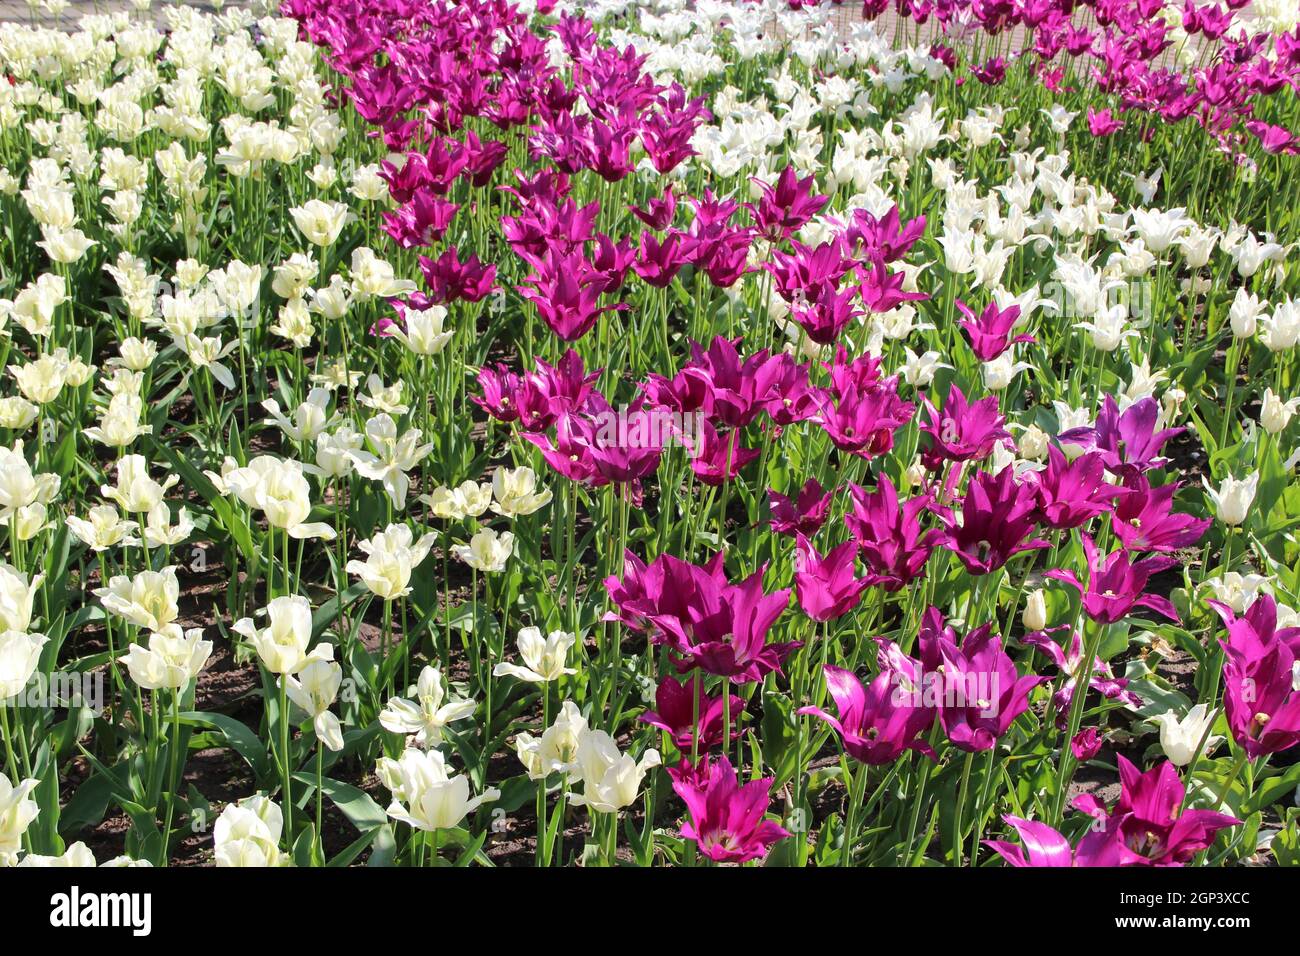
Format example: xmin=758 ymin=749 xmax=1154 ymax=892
xmin=490 ymin=466 xmax=552 ymax=517
xmin=0 ymin=629 xmax=48 ymax=700
xmin=0 ymin=441 xmax=60 ymax=518
xmin=379 ymin=665 xmax=477 ymax=748
xmin=223 ymin=455 xmax=337 ymax=540
xmin=214 ymin=796 xmax=289 ymax=867
xmin=1228 ymin=287 xmax=1264 ymax=338
xmin=568 ymin=730 xmax=661 ymax=813
xmin=516 ymin=700 xmax=588 ymax=781
xmin=391 ymin=305 xmax=452 ymax=356
xmin=234 ymin=595 xmax=326 ymax=675
xmin=452 ymin=528 xmax=514 ymax=572
xmin=347 ymin=523 xmax=436 ymax=600
xmin=379 ymin=748 xmax=500 ymax=831
xmin=1150 ymin=704 xmax=1222 ymax=766
xmin=281 ymin=659 xmax=344 ymax=752
xmin=493 ymin=626 xmax=577 ymax=683
xmin=290 ymin=198 xmax=349 ymax=246
xmin=95 ymin=567 xmax=180 ymax=632
xmin=0 ymin=564 xmax=41 ymax=633
xmin=311 ymin=425 xmax=363 ymax=480
xmin=1023 ymin=589 xmax=1048 ymax=631
xmin=0 ymin=772 xmax=40 ymax=865
xmin=100 ymin=454 xmax=177 ymax=513
xmin=1203 ymin=472 xmax=1258 ymax=526
xmin=1261 ymin=389 xmax=1300 ymax=435
xmin=121 ymin=624 xmax=211 ymax=691
xmin=15 ymin=842 xmax=101 ymax=867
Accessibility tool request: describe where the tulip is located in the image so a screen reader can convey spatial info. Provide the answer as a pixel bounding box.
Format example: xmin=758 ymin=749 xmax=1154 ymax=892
xmin=95 ymin=567 xmax=181 ymax=633
xmin=1022 ymin=625 xmax=1142 ymax=725
xmin=1150 ymin=704 xmax=1222 ymax=766
xmin=667 ymin=755 xmax=790 ymax=863
xmin=214 ymin=796 xmax=289 ymax=867
xmin=0 ymin=771 xmax=40 ymax=865
xmin=380 ymin=665 xmax=477 ymax=749
xmin=452 ymin=528 xmax=515 ymax=573
xmin=939 ymin=468 xmax=1049 ymax=575
xmin=1203 ymin=472 xmax=1259 ymax=527
xmin=1031 ymin=448 xmax=1117 ymax=530
xmin=1072 ymin=757 xmax=1239 ymax=865
xmin=985 ymin=814 xmax=1123 ymax=867
xmin=844 ymin=477 xmax=939 ymax=590
xmin=0 ymin=564 xmax=40 ymax=633
xmin=639 ymin=676 xmax=742 ymax=754
xmin=490 ymin=466 xmax=553 ymax=517
xmin=516 ymin=700 xmax=588 ymax=782
xmin=1046 ymin=534 xmax=1178 ymax=625
xmin=1071 ymin=727 xmax=1104 ymax=761
xmin=493 ymin=627 xmax=577 ymax=684
xmin=347 ymin=523 xmax=435 ymax=600
xmin=936 ymin=627 xmax=1047 ymax=752
xmin=920 ymin=385 xmax=1012 ymax=468
xmin=100 ymin=454 xmax=177 ymax=513
xmin=234 ymin=595 xmax=327 ymax=675
xmin=281 ymin=659 xmax=344 ymax=753
xmin=793 ymin=534 xmax=871 ymax=622
xmin=568 ymin=729 xmax=660 ymax=814
xmin=348 ymin=414 xmax=434 ymax=511
xmin=767 ymin=478 xmax=832 ymax=538
xmin=1111 ymin=478 xmax=1210 ymax=552
xmin=121 ymin=625 xmax=211 ymax=691
xmin=379 ymin=748 xmax=500 ymax=832
xmin=799 ymin=663 xmax=936 ymax=765
xmin=1058 ymin=396 xmax=1180 ymax=480
xmin=222 ymin=455 xmax=337 ymax=540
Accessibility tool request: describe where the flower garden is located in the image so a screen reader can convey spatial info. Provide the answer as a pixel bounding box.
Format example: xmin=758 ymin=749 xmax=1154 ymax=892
xmin=0 ymin=0 xmax=1298 ymax=870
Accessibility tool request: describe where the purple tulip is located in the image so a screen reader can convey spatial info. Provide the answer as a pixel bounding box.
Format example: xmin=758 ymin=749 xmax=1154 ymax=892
xmin=798 ymin=663 xmax=937 ymax=765
xmin=1046 ymin=534 xmax=1178 ymax=625
xmin=939 ymin=468 xmax=1049 ymax=575
xmin=639 ymin=676 xmax=742 ymax=754
xmin=985 ymin=814 xmax=1124 ymax=867
xmin=668 ymin=755 xmax=790 ymax=863
xmin=793 ymin=535 xmax=871 ymax=622
xmin=768 ymin=479 xmax=833 ymax=538
xmin=844 ymin=477 xmax=940 ymax=590
xmin=1072 ymin=757 xmax=1239 ymax=866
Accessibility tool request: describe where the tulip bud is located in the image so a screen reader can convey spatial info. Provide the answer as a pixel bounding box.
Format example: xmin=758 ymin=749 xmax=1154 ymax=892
xmin=1017 ymin=424 xmax=1049 ymax=460
xmin=1023 ymin=589 xmax=1048 ymax=631
xmin=1204 ymin=472 xmax=1259 ymax=526
xmin=1261 ymin=388 xmax=1298 ymax=434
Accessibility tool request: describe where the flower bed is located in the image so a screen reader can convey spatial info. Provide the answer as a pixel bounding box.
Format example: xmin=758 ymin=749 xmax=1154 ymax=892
xmin=0 ymin=0 xmax=1297 ymax=867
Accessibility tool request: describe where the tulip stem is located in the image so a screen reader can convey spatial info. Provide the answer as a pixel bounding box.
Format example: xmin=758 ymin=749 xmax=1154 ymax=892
xmin=951 ymin=750 xmax=974 ymax=866
xmin=280 ymin=679 xmax=293 ymax=844
xmin=968 ymin=747 xmax=998 ymax=866
xmin=1052 ymin=620 xmax=1106 ymax=824
xmin=1211 ymin=750 xmax=1249 ymax=814
xmin=158 ymin=690 xmax=182 ymax=866
xmin=841 ymin=759 xmax=869 ymax=866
